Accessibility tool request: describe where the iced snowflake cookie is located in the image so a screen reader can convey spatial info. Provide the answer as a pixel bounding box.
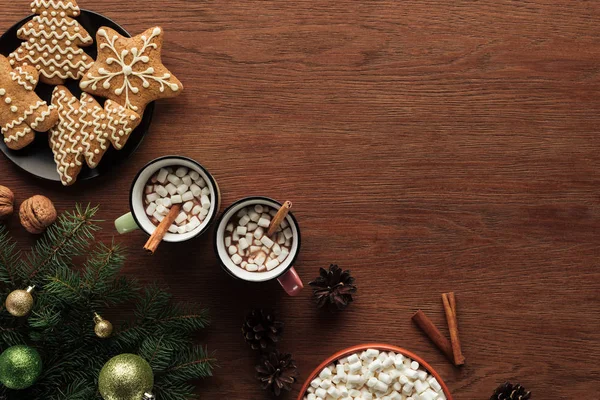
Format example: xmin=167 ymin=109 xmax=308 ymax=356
xmin=49 ymin=86 xmax=141 ymax=186
xmin=8 ymin=0 xmax=94 ymax=85
xmin=0 ymin=55 xmax=58 ymax=150
xmin=80 ymin=26 xmax=183 ymax=114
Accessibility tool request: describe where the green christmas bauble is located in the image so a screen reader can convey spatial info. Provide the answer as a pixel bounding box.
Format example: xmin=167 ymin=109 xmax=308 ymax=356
xmin=99 ymin=354 xmax=154 ymax=400
xmin=0 ymin=345 xmax=42 ymax=390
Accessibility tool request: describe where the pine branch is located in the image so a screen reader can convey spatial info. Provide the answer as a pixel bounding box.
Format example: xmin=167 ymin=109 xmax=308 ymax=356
xmin=0 ymin=206 xmax=215 ymax=399
xmin=0 ymin=224 xmax=20 ymax=286
xmin=20 ymin=204 xmax=101 ymax=286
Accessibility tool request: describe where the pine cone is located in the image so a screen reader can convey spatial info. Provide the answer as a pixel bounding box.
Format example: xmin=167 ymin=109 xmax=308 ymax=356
xmin=309 ymin=264 xmax=357 ymax=312
xmin=242 ymin=309 xmax=284 ymax=351
xmin=256 ymin=350 xmax=297 ymax=396
xmin=490 ymin=382 xmax=531 ymax=400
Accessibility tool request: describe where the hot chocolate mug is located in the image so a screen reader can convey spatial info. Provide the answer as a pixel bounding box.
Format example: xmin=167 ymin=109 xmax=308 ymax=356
xmin=214 ymin=197 xmax=304 ymax=296
xmin=115 ymin=156 xmax=220 ymax=242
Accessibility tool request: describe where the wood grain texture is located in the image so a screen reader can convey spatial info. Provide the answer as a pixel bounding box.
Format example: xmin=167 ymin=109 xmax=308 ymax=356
xmin=1 ymin=1 xmax=599 ymax=398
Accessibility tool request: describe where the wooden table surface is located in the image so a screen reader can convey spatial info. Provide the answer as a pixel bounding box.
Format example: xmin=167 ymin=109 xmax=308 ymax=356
xmin=1 ymin=1 xmax=599 ymax=398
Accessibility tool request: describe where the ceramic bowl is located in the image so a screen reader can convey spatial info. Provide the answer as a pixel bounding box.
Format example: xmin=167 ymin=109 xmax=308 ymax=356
xmin=297 ymin=343 xmax=453 ymax=400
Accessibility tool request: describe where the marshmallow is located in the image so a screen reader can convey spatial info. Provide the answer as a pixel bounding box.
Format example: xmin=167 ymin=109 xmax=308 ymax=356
xmin=175 ymin=167 xmax=188 ymax=177
xmin=283 ymin=227 xmax=293 ymax=240
xmin=260 ymin=236 xmax=274 ymax=249
xmin=146 ymin=203 xmax=157 ymax=216
xmin=239 ymin=238 xmax=250 ymax=250
xmin=226 ymin=223 xmax=234 ymax=232
xmin=239 ymin=215 xmax=250 ymax=226
xmin=177 ymin=226 xmax=186 ymax=234
xmin=237 ymin=226 xmax=247 ymax=235
xmin=146 ymin=193 xmax=159 ymax=203
xmin=231 ymin=254 xmax=242 ymax=265
xmin=258 ymin=217 xmax=271 ymax=228
xmin=249 ymin=211 xmax=260 ymax=222
xmin=189 ymin=170 xmax=200 ymax=181
xmin=152 ymin=211 xmax=164 ymax=222
xmin=171 ymin=195 xmax=183 ymax=204
xmin=266 ymin=259 xmax=279 ymax=271
xmin=165 ymin=183 xmax=177 ymax=195
xmin=254 ymin=227 xmax=264 ymax=239
xmin=183 ymin=201 xmax=194 ymax=212
xmin=190 ymin=184 xmax=202 ymax=197
xmin=155 ymin=185 xmax=168 ymax=197
xmin=201 ymin=187 xmax=211 ymax=196
xmin=246 ymin=264 xmax=258 ymax=272
xmin=156 ymin=168 xmax=169 ymax=184
xmin=182 ymin=191 xmax=194 ymax=202
xmin=168 ymin=224 xmax=178 ymax=233
xmin=254 ymin=204 xmax=264 ymax=214
xmin=247 ymin=222 xmax=258 ymax=232
xmin=201 ymin=195 xmax=211 ymax=209
xmin=162 ymin=197 xmax=172 ymax=208
xmin=175 ymin=212 xmax=187 ymax=225
xmin=166 ymin=174 xmax=181 ymax=186
xmin=182 ymin=175 xmax=192 ymax=186
xmin=187 ymin=216 xmax=201 ymax=231
xmin=176 ymin=184 xmax=189 ymax=195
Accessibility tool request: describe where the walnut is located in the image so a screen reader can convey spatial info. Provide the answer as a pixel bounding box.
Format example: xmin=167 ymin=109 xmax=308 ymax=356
xmin=19 ymin=195 xmax=57 ymax=234
xmin=0 ymin=185 xmax=14 ymax=219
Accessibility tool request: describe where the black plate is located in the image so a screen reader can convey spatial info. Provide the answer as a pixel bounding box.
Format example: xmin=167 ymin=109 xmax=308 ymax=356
xmin=0 ymin=10 xmax=154 ymax=183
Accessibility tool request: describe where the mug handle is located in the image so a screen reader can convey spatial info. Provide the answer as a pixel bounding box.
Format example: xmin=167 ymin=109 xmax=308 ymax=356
xmin=277 ymin=267 xmax=304 ymax=296
xmin=115 ymin=212 xmax=140 ymax=234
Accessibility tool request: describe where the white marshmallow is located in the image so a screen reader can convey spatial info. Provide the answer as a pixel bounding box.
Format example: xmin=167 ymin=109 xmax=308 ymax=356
xmin=146 ymin=203 xmax=157 ymax=216
xmin=226 ymin=223 xmax=234 ymax=232
xmin=181 ymin=191 xmax=193 ymax=202
xmin=239 ymin=215 xmax=250 ymax=226
xmin=254 ymin=227 xmax=264 ymax=239
xmin=183 ymin=201 xmax=194 ymax=212
xmin=156 ymin=205 xmax=168 ymax=215
xmin=190 ymin=184 xmax=202 ymax=197
xmin=249 ymin=211 xmax=260 ymax=222
xmin=152 ymin=211 xmax=164 ymax=222
xmin=260 ymin=236 xmax=274 ymax=249
xmin=237 ymin=226 xmax=247 ymax=235
xmin=189 ymin=170 xmax=200 ymax=181
xmin=155 ymin=185 xmax=168 ymax=197
xmin=257 ymin=217 xmax=270 ymax=228
xmin=239 ymin=238 xmax=250 ymax=250
xmin=167 ymin=174 xmax=182 ymax=186
xmin=278 ymin=248 xmax=290 ymax=262
xmin=254 ymin=204 xmax=264 ymax=214
xmin=162 ymin=197 xmax=172 ymax=208
xmin=231 ymin=254 xmax=242 ymax=265
xmin=246 ymin=264 xmax=258 ymax=272
xmin=168 ymin=224 xmax=178 ymax=233
xmin=224 ymin=236 xmax=231 ymax=247
xmin=182 ymin=175 xmax=192 ymax=186
xmin=201 ymin=187 xmax=211 ymax=196
xmin=247 ymin=222 xmax=258 ymax=232
xmin=283 ymin=227 xmax=293 ymax=240
xmin=175 ymin=212 xmax=187 ymax=225
xmin=176 ymin=184 xmax=189 ymax=195
xmin=186 ymin=217 xmax=201 ymax=231
xmin=146 ymin=193 xmax=159 ymax=203
xmin=156 ymin=168 xmax=169 ymax=184
xmin=175 ymin=167 xmax=188 ymax=177
xmin=201 ymin=195 xmax=211 ymax=209
xmin=266 ymin=259 xmax=279 ymax=271
xmin=177 ymin=226 xmax=186 ymax=234
xmin=165 ymin=183 xmax=177 ymax=195
xmin=171 ymin=195 xmax=183 ymax=204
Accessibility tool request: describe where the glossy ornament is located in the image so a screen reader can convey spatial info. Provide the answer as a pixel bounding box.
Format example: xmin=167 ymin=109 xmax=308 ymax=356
xmin=0 ymin=345 xmax=42 ymax=389
xmin=98 ymin=354 xmax=154 ymax=400
xmin=5 ymin=286 xmax=35 ymax=317
xmin=94 ymin=313 xmax=114 ymax=338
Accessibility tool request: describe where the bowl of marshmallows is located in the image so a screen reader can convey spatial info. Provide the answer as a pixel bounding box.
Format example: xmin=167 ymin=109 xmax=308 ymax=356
xmin=298 ymin=344 xmax=452 ymax=400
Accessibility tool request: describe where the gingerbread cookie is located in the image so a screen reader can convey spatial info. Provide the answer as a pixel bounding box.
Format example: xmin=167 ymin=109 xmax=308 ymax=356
xmin=9 ymin=0 xmax=94 ymax=85
xmin=49 ymin=86 xmax=141 ymax=186
xmin=0 ymin=55 xmax=58 ymax=150
xmin=80 ymin=26 xmax=183 ymax=114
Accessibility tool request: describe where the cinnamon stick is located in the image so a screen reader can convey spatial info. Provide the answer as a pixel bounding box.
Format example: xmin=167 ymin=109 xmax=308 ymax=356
xmin=442 ymin=292 xmax=465 ymax=366
xmin=412 ymin=310 xmax=455 ymax=364
xmin=144 ymin=204 xmax=182 ymax=254
xmin=267 ymin=201 xmax=292 ymax=237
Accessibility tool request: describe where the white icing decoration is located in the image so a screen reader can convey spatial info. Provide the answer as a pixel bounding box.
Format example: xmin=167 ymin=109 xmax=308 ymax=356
xmin=49 ymin=89 xmax=141 ymax=185
xmin=30 ymin=0 xmax=81 ymax=14
xmin=2 ymin=101 xmax=46 ymax=142
xmin=9 ymin=9 xmax=93 ymax=82
xmin=0 ymin=89 xmax=5 ymax=95
xmin=4 ymin=98 xmax=11 ymax=104
xmin=10 ymin=106 xmax=17 ymax=113
xmin=80 ymin=27 xmax=180 ymax=111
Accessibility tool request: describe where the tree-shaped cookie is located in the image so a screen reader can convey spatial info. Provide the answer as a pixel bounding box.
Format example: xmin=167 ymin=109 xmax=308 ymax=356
xmin=49 ymin=86 xmax=141 ymax=186
xmin=8 ymin=0 xmax=94 ymax=85
xmin=0 ymin=55 xmax=58 ymax=150
xmin=80 ymin=26 xmax=183 ymax=114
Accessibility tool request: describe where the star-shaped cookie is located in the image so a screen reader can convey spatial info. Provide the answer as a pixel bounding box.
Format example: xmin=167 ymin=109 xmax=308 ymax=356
xmin=80 ymin=26 xmax=182 ymax=114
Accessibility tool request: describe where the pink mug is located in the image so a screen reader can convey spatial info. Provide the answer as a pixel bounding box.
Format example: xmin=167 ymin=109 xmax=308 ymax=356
xmin=214 ymin=197 xmax=303 ymax=296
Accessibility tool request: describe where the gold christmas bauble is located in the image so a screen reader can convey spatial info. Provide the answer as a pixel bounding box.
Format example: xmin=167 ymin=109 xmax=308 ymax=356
xmin=98 ymin=354 xmax=154 ymax=400
xmin=5 ymin=287 xmax=34 ymax=317
xmin=94 ymin=314 xmax=113 ymax=338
